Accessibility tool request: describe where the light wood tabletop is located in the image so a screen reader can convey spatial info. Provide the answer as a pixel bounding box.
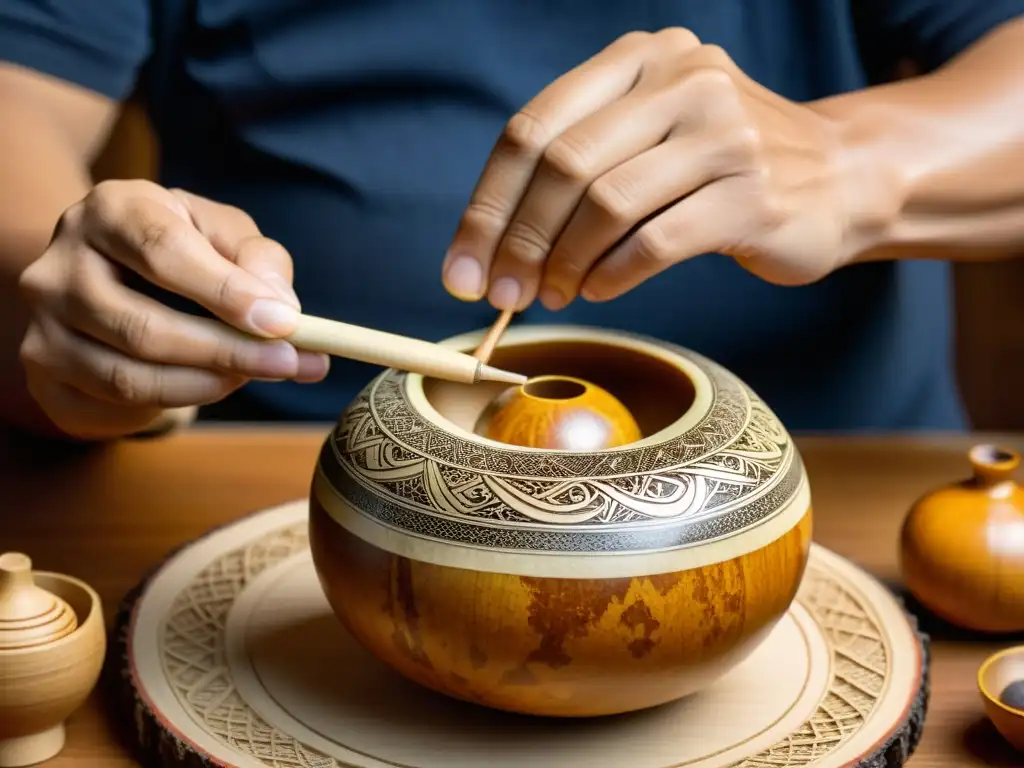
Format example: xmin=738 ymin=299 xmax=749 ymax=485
xmin=2 ymin=425 xmax=1024 ymax=767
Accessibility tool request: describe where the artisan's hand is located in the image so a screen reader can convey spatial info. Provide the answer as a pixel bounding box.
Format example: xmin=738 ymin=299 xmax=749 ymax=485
xmin=17 ymin=180 xmax=328 ymax=439
xmin=443 ymin=28 xmax=882 ymax=310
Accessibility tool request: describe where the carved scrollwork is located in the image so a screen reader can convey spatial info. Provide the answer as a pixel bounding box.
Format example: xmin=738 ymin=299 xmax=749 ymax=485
xmin=318 ymin=345 xmax=805 ymax=555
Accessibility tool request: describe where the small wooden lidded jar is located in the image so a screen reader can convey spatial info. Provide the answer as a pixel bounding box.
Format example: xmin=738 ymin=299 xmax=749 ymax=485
xmin=309 ymin=325 xmax=813 ymax=717
xmin=0 ymin=553 xmax=106 ymax=767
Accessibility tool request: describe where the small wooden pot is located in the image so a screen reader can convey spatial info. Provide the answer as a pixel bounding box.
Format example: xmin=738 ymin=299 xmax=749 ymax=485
xmin=0 ymin=562 xmax=106 ymax=766
xmin=979 ymin=645 xmax=1024 ymax=751
xmin=309 ymin=325 xmax=813 ymax=717
xmin=899 ymin=443 xmax=1024 ymax=632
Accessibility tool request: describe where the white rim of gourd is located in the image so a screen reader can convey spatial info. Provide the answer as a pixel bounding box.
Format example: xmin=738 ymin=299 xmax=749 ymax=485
xmin=406 ymin=324 xmax=715 ymax=453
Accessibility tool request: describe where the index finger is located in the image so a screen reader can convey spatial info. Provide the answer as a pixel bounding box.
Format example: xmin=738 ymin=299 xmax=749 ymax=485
xmin=172 ymin=189 xmax=300 ymax=308
xmin=82 ymin=187 xmax=300 ymax=338
xmin=441 ymin=31 xmax=652 ymax=301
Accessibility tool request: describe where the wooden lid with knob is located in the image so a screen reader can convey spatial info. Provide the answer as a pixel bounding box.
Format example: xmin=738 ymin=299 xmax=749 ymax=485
xmin=0 ymin=552 xmax=78 ymax=650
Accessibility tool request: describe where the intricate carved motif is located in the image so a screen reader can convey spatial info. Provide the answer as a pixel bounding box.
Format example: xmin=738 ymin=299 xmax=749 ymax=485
xmin=148 ymin=522 xmax=904 ymax=768
xmin=157 ymin=523 xmax=322 ymax=768
xmin=318 ymin=345 xmax=804 ymax=555
xmin=729 ymin=566 xmax=890 ymax=767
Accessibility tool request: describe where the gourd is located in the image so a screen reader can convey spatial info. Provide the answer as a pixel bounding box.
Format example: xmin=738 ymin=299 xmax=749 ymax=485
xmin=899 ymin=444 xmax=1024 ymax=632
xmin=308 ymin=325 xmax=813 ymax=717
xmin=474 ymin=375 xmax=642 ymax=450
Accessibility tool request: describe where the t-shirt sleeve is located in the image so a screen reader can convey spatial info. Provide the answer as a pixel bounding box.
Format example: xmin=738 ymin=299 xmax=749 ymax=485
xmin=860 ymin=0 xmax=1024 ymax=73
xmin=0 ymin=0 xmax=151 ymax=100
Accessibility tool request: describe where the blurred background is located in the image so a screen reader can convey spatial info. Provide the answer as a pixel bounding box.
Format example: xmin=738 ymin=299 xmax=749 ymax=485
xmin=90 ymin=98 xmax=1024 ymax=433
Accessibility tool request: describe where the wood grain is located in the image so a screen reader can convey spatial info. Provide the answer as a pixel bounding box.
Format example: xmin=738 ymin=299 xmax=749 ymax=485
xmin=954 ymin=259 xmax=1024 ymax=430
xmin=1 ymin=426 xmax=1024 ymax=765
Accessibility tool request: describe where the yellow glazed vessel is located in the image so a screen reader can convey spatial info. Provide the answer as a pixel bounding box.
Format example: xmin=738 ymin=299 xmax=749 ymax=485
xmin=308 ymin=325 xmax=813 ymax=717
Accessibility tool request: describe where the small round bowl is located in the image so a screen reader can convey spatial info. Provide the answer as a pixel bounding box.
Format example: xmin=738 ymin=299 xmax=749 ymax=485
xmin=0 ymin=571 xmax=106 ymax=767
xmin=978 ymin=645 xmax=1024 ymax=751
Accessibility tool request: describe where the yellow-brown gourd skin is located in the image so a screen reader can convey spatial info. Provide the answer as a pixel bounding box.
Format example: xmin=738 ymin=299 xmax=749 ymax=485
xmin=309 ymin=499 xmax=812 ymax=717
xmin=900 ymin=444 xmax=1024 ymax=633
xmin=475 ymin=376 xmax=642 ymax=451
xmin=312 ymin=332 xmax=813 ymax=717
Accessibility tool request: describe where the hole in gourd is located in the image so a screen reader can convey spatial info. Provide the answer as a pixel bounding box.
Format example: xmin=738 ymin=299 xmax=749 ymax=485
xmin=523 ymin=377 xmax=586 ymax=401
xmin=421 ymin=338 xmax=697 ymax=440
xmin=971 ymin=444 xmax=1018 ymax=466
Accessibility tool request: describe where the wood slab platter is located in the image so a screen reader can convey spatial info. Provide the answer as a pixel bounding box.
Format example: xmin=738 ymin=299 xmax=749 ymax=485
xmin=111 ymin=500 xmax=929 ymax=768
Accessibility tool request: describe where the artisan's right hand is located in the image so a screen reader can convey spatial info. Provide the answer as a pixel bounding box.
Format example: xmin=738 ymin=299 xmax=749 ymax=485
xmin=17 ymin=180 xmax=329 ymax=440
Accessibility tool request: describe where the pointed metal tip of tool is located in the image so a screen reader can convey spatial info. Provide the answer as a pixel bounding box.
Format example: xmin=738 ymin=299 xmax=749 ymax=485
xmin=477 ymin=364 xmax=528 ymax=386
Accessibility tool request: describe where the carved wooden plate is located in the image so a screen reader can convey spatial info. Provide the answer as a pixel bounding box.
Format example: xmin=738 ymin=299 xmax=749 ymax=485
xmin=112 ymin=500 xmax=929 ymax=768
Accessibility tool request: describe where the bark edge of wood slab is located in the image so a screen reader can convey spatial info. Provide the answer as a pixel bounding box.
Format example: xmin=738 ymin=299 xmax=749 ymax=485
xmin=109 ymin=499 xmax=931 ymax=768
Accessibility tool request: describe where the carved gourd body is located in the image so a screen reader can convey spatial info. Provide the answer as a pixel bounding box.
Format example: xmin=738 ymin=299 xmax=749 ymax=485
xmin=310 ymin=326 xmax=813 ymax=717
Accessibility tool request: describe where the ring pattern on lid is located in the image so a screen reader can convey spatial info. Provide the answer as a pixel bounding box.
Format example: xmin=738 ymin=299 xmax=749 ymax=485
xmin=0 ymin=552 xmax=78 ymax=650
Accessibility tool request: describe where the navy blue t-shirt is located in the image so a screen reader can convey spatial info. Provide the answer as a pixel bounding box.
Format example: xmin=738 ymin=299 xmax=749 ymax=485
xmin=2 ymin=1 xmax=1022 ymax=430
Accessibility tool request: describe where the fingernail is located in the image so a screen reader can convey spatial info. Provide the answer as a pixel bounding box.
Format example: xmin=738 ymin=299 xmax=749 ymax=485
xmin=488 ymin=277 xmax=521 ymax=310
xmin=255 ymin=340 xmax=300 ymax=378
xmin=249 ymin=298 xmax=300 ymax=335
xmin=296 ymin=352 xmax=330 ymax=382
xmin=261 ymin=273 xmax=301 ymax=308
xmin=539 ymin=287 xmax=567 ymax=310
xmin=444 ymin=254 xmax=483 ymax=299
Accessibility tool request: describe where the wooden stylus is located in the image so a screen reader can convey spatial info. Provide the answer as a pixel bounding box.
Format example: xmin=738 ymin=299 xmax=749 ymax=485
xmin=283 ymin=314 xmax=527 ymax=385
xmin=472 ymin=308 xmax=515 ymax=364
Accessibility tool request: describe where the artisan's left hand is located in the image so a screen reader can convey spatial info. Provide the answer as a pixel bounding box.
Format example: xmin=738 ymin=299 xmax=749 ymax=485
xmin=442 ymin=28 xmax=883 ymax=311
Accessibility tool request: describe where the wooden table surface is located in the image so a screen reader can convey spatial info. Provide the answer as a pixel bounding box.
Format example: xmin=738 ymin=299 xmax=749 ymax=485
xmin=3 ymin=425 xmax=1024 ymax=767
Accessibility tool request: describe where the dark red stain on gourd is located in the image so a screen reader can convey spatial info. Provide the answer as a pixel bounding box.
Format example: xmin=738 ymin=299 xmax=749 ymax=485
xmin=469 ymin=643 xmax=488 ymax=670
xmin=690 ymin=563 xmax=746 ymax=648
xmin=619 ymin=599 xmax=660 ymax=658
xmin=647 ymin=572 xmax=683 ymax=597
xmin=516 ymin=573 xmax=684 ymax=669
xmin=519 ymin=576 xmax=633 ymax=669
xmin=389 ymin=557 xmax=433 ymax=670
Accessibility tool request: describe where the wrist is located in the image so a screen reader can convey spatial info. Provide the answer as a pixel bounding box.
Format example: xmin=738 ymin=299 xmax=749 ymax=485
xmin=810 ymin=98 xmax=911 ymax=267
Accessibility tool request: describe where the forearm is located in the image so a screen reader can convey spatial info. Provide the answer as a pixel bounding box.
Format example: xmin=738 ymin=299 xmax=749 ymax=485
xmin=0 ymin=73 xmax=106 ymax=435
xmin=811 ymin=16 xmax=1024 ymax=262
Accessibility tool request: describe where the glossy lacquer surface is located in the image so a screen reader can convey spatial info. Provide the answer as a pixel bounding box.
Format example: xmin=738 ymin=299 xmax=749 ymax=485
xmin=900 ymin=444 xmax=1024 ymax=632
xmin=475 ymin=375 xmax=642 ymax=451
xmin=311 ymin=326 xmax=813 ymax=716
xmin=1 ymin=427 xmax=1019 ymax=764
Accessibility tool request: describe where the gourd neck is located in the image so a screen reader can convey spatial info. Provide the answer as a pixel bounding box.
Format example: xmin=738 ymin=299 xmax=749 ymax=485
xmin=969 ymin=444 xmax=1020 ymax=489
